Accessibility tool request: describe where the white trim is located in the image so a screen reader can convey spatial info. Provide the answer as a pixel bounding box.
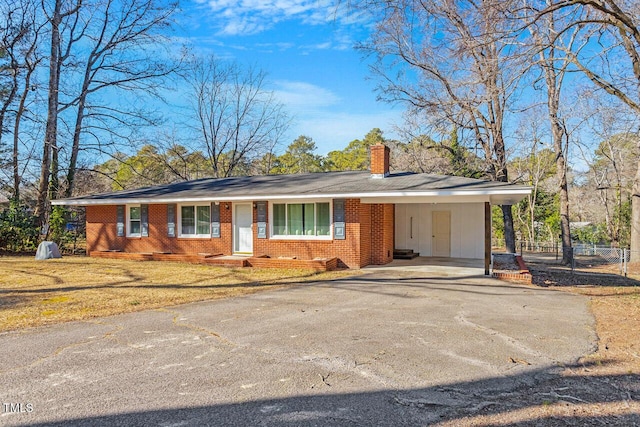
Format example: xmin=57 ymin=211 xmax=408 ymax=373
xmin=52 ymin=188 xmax=531 ymax=206
xmin=177 ymin=203 xmax=211 ymax=238
xmin=269 ymin=199 xmax=333 ymax=240
xmin=126 ymin=204 xmax=141 ymax=238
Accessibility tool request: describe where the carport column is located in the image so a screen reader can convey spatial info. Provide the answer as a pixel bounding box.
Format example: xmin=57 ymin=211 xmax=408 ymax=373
xmin=485 ymin=202 xmax=491 ymax=276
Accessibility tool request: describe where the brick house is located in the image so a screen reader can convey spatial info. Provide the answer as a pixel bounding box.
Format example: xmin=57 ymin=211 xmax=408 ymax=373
xmin=52 ymin=145 xmax=530 ymax=272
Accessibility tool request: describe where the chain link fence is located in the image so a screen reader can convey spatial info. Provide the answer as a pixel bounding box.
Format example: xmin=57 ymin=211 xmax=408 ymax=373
xmin=516 ymin=240 xmax=562 ymax=260
xmin=571 ymin=244 xmax=625 ymax=276
xmin=518 ymin=241 xmax=640 ymax=278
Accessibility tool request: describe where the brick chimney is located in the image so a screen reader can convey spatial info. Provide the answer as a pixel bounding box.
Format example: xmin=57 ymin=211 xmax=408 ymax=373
xmin=370 ymin=144 xmax=390 ymax=178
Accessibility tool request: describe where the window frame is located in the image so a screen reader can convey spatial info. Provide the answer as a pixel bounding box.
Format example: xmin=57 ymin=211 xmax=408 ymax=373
xmin=269 ymin=199 xmax=332 ymax=240
xmin=126 ymin=204 xmax=141 ymax=238
xmin=177 ymin=203 xmax=212 ymax=238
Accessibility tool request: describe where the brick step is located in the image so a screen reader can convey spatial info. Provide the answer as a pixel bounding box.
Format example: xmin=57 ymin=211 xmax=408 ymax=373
xmin=248 ymin=257 xmax=338 ymax=271
xmin=150 ymin=253 xmax=219 ymax=263
xmin=92 ymin=251 xmax=153 ymax=261
xmin=203 ymin=256 xmax=249 ymax=267
xmin=393 ymin=249 xmax=419 ymax=260
xmin=89 ymin=252 xmax=337 ymax=271
xmin=92 ymin=251 xmax=222 ymax=263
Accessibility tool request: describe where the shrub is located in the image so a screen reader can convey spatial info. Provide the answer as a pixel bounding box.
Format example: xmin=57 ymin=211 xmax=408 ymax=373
xmin=47 ymin=206 xmax=79 ymax=252
xmin=0 ymin=200 xmax=39 ymax=252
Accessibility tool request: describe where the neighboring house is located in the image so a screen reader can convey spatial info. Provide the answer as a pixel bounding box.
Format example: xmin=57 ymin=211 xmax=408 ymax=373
xmin=52 ymin=145 xmax=530 ymax=273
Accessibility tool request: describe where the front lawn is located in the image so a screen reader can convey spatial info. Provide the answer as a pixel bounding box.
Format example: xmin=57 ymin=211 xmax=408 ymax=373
xmin=0 ymin=256 xmax=354 ymax=332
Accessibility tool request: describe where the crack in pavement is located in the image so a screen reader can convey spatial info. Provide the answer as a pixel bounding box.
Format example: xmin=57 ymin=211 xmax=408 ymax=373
xmin=454 ymin=311 xmax=549 ymax=361
xmin=0 ymin=321 xmax=123 ymax=375
xmin=155 ymin=308 xmax=237 ymax=347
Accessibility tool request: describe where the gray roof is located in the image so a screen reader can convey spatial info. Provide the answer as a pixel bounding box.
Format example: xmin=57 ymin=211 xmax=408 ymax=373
xmin=52 ymin=171 xmax=531 ymax=206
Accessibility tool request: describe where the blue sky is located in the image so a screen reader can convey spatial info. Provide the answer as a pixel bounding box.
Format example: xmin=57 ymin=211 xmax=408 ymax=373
xmin=179 ymin=0 xmax=403 ymax=155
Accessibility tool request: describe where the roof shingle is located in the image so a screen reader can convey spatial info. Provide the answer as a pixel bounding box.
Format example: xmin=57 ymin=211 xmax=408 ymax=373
xmin=53 ymin=171 xmax=531 ymax=205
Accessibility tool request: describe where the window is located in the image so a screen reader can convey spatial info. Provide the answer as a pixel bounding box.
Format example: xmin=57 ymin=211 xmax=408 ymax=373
xmin=179 ymin=204 xmax=211 ymax=237
xmin=128 ymin=205 xmax=141 ymax=237
xmin=272 ymin=202 xmax=331 ymax=238
xmin=197 ymin=206 xmax=210 ymax=235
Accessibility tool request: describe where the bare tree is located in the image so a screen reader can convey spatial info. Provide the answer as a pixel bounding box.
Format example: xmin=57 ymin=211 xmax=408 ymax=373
xmin=184 ymin=55 xmax=290 ymax=178
xmin=4 ymin=0 xmax=43 ymax=202
xmin=536 ymin=0 xmax=640 ymax=258
xmin=390 ymin=121 xmax=483 ymax=176
xmin=0 ymin=0 xmax=43 ymax=201
xmin=522 ymin=0 xmax=588 ymax=262
xmin=34 ymin=0 xmax=81 ymax=226
xmin=0 ymin=5 xmax=21 ymax=149
xmin=581 ymin=95 xmax=640 ymax=245
xmin=357 ymin=0 xmax=526 ymax=252
xmin=60 ymin=0 xmax=178 ymax=198
xmin=509 ymin=108 xmax=558 ymax=244
xmin=28 ymin=0 xmax=178 ymax=229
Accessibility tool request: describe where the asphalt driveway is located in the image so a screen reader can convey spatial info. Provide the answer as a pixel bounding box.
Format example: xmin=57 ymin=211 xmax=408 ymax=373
xmin=0 ymin=269 xmax=595 ymax=426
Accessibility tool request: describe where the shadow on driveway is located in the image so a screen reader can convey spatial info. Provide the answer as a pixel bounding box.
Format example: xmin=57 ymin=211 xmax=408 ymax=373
xmin=20 ymin=362 xmax=639 ymax=426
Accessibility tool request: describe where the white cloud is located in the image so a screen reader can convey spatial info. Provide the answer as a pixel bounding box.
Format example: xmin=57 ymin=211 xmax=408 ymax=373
xmin=288 ymin=110 xmax=402 ymax=154
xmin=204 ymin=0 xmax=346 ymax=36
xmin=269 ymin=80 xmax=402 ymax=153
xmin=272 ymin=80 xmax=341 ymax=110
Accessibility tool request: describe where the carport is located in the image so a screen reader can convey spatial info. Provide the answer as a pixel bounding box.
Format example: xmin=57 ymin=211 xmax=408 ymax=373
xmin=395 ymin=202 xmax=487 ymax=259
xmin=360 ymin=187 xmax=527 ymax=275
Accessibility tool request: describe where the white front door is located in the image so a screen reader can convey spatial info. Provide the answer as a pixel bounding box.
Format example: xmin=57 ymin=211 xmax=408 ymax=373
xmin=432 ymin=211 xmax=451 ymax=257
xmin=234 ymin=203 xmax=253 ymax=254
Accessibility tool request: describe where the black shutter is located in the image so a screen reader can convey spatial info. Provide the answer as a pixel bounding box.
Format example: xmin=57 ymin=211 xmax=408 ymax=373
xmin=167 ymin=204 xmax=176 ymax=237
xmin=140 ymin=204 xmax=149 ymax=237
xmin=211 ymin=203 xmax=220 ymax=238
xmin=333 ymin=199 xmax=345 ymax=240
xmin=116 ymin=205 xmax=125 ymax=237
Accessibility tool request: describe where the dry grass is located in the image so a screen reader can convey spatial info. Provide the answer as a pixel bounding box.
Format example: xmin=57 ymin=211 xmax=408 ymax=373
xmin=561 ymin=285 xmax=640 ymax=374
xmin=0 ymin=256 xmax=355 ymax=332
xmin=436 ymin=266 xmax=640 ymax=426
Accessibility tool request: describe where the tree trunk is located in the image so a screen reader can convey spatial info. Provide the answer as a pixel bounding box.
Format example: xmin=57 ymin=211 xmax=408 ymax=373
xmin=64 ymin=88 xmax=88 ymax=198
xmin=494 ymin=132 xmax=516 ymax=252
xmin=559 ymin=175 xmax=572 ymax=263
xmin=551 ymin=119 xmax=572 ymax=264
xmin=49 ymin=143 xmax=59 ymax=200
xmin=1 ymin=68 xmax=19 ymax=200
xmin=35 ymin=1 xmax=62 ymax=227
xmin=631 ymin=157 xmax=640 ymax=261
xmin=502 ymin=204 xmax=516 ymax=253
xmin=12 ymin=76 xmax=33 ymax=202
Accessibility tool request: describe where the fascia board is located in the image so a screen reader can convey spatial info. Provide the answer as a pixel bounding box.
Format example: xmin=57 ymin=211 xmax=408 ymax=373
xmin=51 ymin=187 xmax=532 ymax=206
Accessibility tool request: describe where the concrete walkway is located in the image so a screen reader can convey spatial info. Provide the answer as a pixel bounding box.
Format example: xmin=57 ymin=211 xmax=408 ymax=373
xmin=364 ymin=256 xmax=486 ymax=276
xmin=0 ymin=270 xmax=595 ymax=426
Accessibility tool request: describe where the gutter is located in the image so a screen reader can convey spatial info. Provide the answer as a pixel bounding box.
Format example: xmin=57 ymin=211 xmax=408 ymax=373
xmin=51 ymin=188 xmax=532 ymax=207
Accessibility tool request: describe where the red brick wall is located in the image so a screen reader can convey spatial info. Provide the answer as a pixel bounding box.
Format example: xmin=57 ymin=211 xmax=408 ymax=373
xmin=253 ymin=199 xmax=362 ymax=268
xmin=86 ymin=199 xmax=395 ymax=269
xmin=359 ymin=203 xmax=372 ymax=267
xmin=370 ymin=203 xmax=394 ymax=265
xmin=86 ymin=203 xmax=233 ymax=255
xmin=86 ymin=205 xmax=123 ymax=253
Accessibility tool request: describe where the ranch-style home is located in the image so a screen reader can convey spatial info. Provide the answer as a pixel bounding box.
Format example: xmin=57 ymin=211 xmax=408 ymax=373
xmin=52 ymin=145 xmax=530 ymax=273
